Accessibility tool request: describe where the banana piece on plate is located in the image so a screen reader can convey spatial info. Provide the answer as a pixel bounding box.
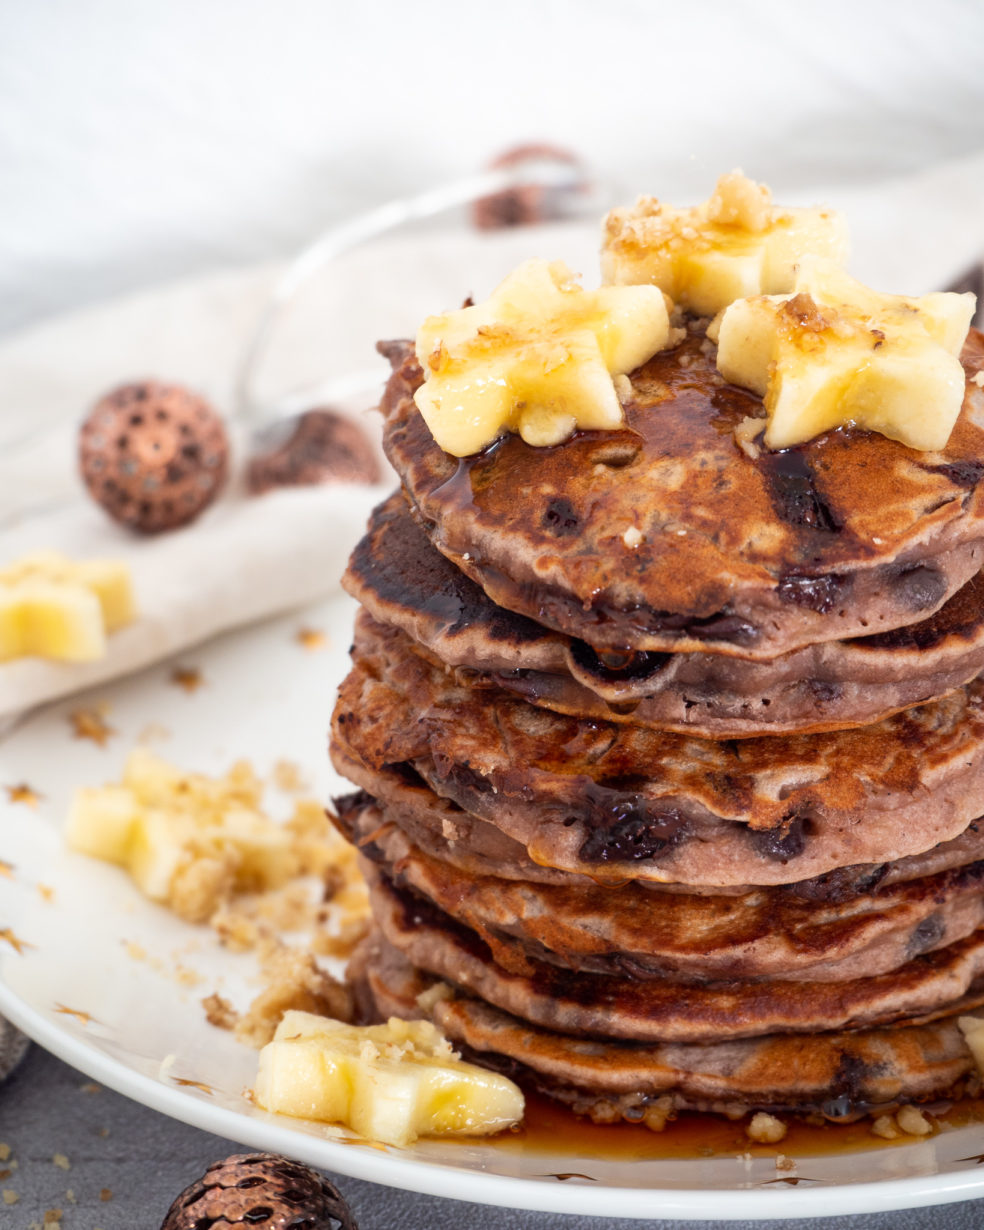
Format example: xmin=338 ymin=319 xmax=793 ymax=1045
xmin=254 ymin=1010 xmax=525 ymax=1147
xmin=712 ymin=258 xmax=976 ymax=451
xmin=414 ymin=258 xmax=671 ymax=455
xmin=0 ymin=552 xmax=135 ymax=662
xmin=602 ymin=171 xmax=849 ymax=317
xmin=66 ymin=748 xmax=299 ymax=922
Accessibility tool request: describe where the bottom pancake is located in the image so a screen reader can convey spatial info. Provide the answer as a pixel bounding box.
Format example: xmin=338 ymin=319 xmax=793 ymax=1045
xmin=354 ymin=932 xmax=982 ymax=1125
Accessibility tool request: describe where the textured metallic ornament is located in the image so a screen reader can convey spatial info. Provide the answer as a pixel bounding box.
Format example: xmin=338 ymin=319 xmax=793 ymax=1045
xmin=159 ymin=1152 xmax=358 ymax=1230
xmin=246 ymin=409 xmax=381 ymax=496
xmin=79 ymin=381 xmax=229 ymax=534
xmin=472 ymin=144 xmax=587 ymax=230
xmin=0 ymin=1015 xmax=30 ymax=1082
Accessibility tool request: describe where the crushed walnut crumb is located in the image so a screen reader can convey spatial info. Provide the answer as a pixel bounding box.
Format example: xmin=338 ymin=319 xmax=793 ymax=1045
xmin=233 ymin=947 xmax=354 ymax=1049
xmin=52 ymin=1154 xmax=70 ymax=1171
xmin=0 ymin=1144 xmax=9 ymax=1162
xmin=174 ymin=964 xmax=203 ymax=989
xmin=612 ymin=374 xmax=634 ymax=404
xmin=2 ymin=1190 xmax=19 ymax=1205
xmin=202 ymin=993 xmax=239 ymax=1031
xmin=972 ymin=370 xmax=984 ymax=388
xmin=99 ymin=1188 xmax=113 ymax=1202
xmin=746 ymin=1112 xmax=787 ymax=1143
xmin=870 ymin=1114 xmax=900 ymax=1140
xmin=272 ymin=759 xmax=308 ymax=794
xmin=775 ymin=1153 xmax=796 ymax=1172
xmin=896 ymin=1105 xmax=934 ymax=1137
xmin=733 ymin=414 xmax=766 ymax=460
xmin=415 ymin=982 xmax=454 ymax=1013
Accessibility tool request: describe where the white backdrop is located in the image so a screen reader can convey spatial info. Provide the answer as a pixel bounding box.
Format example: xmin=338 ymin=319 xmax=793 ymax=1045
xmin=3 ymin=0 xmax=984 ymax=336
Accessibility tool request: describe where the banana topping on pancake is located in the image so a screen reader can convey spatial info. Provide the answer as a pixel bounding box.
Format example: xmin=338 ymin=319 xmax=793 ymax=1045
xmin=413 ymin=259 xmax=671 ymax=455
xmin=601 ymin=171 xmax=849 ymax=316
xmin=712 ymin=259 xmax=977 ymax=451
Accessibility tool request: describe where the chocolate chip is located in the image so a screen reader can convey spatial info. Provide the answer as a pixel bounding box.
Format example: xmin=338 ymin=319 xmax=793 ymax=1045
xmin=907 ymin=912 xmax=945 ymax=958
xmin=750 ymin=812 xmax=811 ymax=863
xmin=578 ymin=793 xmax=691 ymax=863
xmin=542 ymin=498 xmax=581 ymax=536
xmin=776 ymin=571 xmax=851 ymax=613
xmin=891 ymin=563 xmax=947 ymax=612
xmin=763 ymin=448 xmax=841 ymax=533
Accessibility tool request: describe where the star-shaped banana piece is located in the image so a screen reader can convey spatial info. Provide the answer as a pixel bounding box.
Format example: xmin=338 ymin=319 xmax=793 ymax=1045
xmin=602 ymin=171 xmax=849 ymax=316
xmin=414 ymin=260 xmax=671 ymax=456
xmin=0 ymin=553 xmax=135 ymax=663
xmin=712 ymin=259 xmax=977 ymax=451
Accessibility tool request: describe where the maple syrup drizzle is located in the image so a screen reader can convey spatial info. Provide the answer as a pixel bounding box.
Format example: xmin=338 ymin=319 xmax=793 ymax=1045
xmin=477 ymin=1091 xmax=984 ymax=1164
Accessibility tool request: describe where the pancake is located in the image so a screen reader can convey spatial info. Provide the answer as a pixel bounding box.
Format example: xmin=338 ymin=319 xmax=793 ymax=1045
xmin=356 ymin=933 xmax=981 ymax=1123
xmin=378 ymin=327 xmax=984 ymax=658
xmin=332 ymin=615 xmax=984 ymax=887
xmin=349 ymin=808 xmax=984 ymax=984
xmin=333 ymin=785 xmax=984 ymax=902
xmin=367 ymin=864 xmax=984 ymax=1042
xmin=346 ymin=492 xmax=984 ymax=738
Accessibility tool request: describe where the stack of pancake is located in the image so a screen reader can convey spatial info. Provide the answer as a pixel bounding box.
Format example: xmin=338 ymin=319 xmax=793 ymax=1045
xmin=331 ymin=320 xmax=984 ymax=1126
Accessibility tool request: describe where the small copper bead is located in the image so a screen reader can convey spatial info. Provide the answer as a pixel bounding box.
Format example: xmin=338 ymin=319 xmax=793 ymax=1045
xmin=79 ymin=381 xmax=229 ymax=534
xmin=159 ymin=1152 xmax=358 ymax=1230
xmin=246 ymin=409 xmax=381 ymax=496
xmin=472 ymin=143 xmax=588 ymax=230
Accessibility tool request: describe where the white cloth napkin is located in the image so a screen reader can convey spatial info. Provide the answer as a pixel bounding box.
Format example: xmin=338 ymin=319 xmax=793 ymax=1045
xmin=0 ymin=474 xmax=389 ymax=721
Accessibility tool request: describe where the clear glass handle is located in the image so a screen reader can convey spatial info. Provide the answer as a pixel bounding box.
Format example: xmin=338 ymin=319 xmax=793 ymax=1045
xmin=234 ymin=158 xmax=605 ymax=426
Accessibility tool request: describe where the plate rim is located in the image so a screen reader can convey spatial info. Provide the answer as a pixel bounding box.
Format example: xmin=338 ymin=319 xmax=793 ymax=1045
xmin=3 ymin=981 xmax=984 ymax=1221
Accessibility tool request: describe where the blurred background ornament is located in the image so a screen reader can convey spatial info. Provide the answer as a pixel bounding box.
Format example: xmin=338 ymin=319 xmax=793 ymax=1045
xmin=472 ymin=144 xmax=590 ymax=230
xmin=246 ymin=408 xmax=380 ymax=495
xmin=159 ymin=1152 xmax=358 ymax=1230
xmin=79 ymin=381 xmax=229 ymax=534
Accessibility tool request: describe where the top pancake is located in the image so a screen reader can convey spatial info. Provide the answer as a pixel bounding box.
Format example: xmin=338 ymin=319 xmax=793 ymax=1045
xmin=379 ymin=327 xmax=984 ymax=658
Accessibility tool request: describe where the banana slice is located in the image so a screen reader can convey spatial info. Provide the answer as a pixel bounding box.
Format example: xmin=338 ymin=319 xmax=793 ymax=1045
xmin=0 ymin=552 xmax=135 ymax=662
xmin=713 ymin=259 xmax=976 ymax=451
xmin=254 ymin=1010 xmax=524 ymax=1147
xmin=414 ymin=259 xmax=671 ymax=456
xmin=602 ymin=171 xmax=849 ymax=316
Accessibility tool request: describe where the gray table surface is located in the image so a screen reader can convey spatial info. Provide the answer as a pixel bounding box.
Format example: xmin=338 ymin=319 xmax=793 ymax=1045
xmin=0 ymin=1043 xmax=980 ymax=1229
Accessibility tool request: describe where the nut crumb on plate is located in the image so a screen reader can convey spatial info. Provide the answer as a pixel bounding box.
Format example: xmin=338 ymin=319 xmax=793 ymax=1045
xmin=896 ymin=1105 xmax=933 ymax=1136
xmin=746 ymin=1112 xmax=787 ymax=1143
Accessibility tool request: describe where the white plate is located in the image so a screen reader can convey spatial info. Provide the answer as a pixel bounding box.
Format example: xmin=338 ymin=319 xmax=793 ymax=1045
xmin=3 ymin=232 xmax=984 ymax=1221
xmin=4 ymin=596 xmax=984 ymax=1222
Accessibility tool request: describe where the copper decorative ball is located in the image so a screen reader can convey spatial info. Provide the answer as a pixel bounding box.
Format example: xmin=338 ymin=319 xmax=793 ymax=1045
xmin=79 ymin=381 xmax=229 ymax=534
xmin=246 ymin=408 xmax=381 ymax=496
xmin=159 ymin=1152 xmax=358 ymax=1230
xmin=472 ymin=143 xmax=587 ymax=230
